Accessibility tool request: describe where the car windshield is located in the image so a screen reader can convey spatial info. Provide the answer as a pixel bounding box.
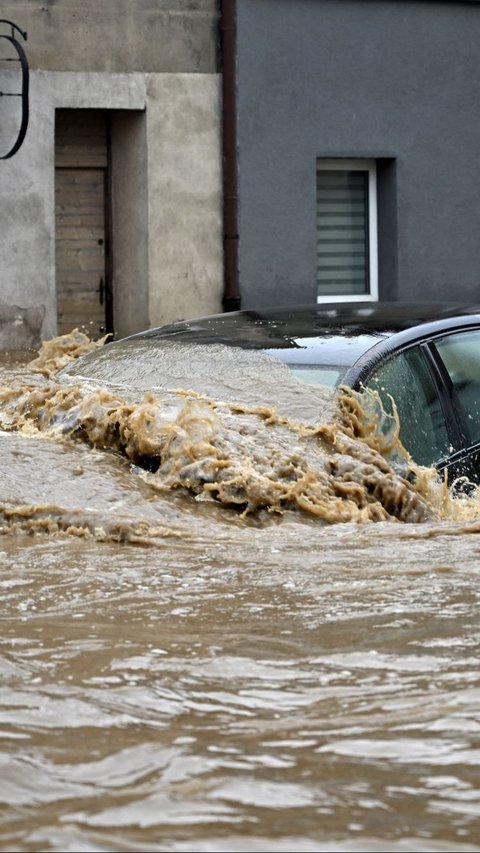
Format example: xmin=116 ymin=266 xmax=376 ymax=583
xmin=59 ymin=337 xmax=345 ymax=424
xmin=264 ymin=334 xmax=381 ymax=388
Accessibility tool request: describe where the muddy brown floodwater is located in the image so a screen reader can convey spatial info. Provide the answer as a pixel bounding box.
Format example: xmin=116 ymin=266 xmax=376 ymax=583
xmin=0 ymin=337 xmax=479 ymax=853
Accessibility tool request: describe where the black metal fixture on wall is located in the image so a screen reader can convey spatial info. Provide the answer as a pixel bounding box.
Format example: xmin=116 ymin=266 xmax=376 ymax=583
xmin=0 ymin=19 xmax=29 ymax=159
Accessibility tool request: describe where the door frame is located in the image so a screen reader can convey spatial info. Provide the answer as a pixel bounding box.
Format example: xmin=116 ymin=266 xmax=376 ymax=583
xmin=54 ymin=108 xmax=114 ymax=337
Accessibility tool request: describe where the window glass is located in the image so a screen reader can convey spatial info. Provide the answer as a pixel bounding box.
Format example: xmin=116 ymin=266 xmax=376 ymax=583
xmin=287 ymin=365 xmax=346 ymax=388
xmin=435 ymin=330 xmax=480 ymax=445
xmin=316 ymin=159 xmax=377 ymax=302
xmin=367 ymin=347 xmax=450 ymax=467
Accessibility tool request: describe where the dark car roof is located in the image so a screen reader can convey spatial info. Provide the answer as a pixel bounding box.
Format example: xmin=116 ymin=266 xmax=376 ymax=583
xmin=129 ymin=302 xmax=480 ymax=344
xmin=125 ymin=301 xmax=480 ymax=375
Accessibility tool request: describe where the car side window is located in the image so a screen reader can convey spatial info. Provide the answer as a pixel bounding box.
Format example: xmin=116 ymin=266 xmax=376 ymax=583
xmin=367 ymin=346 xmax=450 ymax=467
xmin=434 ymin=330 xmax=480 ymax=445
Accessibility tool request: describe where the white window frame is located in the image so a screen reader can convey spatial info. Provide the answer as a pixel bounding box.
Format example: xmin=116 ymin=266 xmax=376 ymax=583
xmin=316 ymin=158 xmax=378 ymax=304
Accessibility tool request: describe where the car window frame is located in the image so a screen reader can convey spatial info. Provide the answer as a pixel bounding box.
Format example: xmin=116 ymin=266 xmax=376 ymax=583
xmin=419 ymin=341 xmax=465 ymax=455
xmin=427 ymin=330 xmax=480 ymax=469
xmin=361 ymin=342 xmax=461 ymax=466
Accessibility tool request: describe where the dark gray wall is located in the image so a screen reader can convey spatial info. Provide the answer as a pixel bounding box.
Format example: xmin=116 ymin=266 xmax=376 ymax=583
xmin=236 ymin=0 xmax=480 ymax=307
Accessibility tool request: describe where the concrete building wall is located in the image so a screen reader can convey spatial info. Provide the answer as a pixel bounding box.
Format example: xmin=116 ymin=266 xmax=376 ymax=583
xmin=110 ymin=109 xmax=150 ymax=339
xmin=146 ymin=74 xmax=223 ymax=329
xmin=0 ymin=71 xmax=147 ymax=346
xmin=0 ymin=2 xmax=222 ymax=349
xmin=236 ymin=0 xmax=480 ymax=308
xmin=0 ymin=1 xmax=218 ymax=73
xmin=110 ymin=74 xmax=224 ymax=339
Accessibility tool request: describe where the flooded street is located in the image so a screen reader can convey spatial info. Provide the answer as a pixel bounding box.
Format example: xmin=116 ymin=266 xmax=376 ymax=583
xmin=0 ymin=345 xmax=480 ymax=852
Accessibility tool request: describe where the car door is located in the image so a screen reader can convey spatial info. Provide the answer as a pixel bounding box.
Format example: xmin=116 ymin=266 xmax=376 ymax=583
xmin=365 ymin=344 xmax=454 ymax=470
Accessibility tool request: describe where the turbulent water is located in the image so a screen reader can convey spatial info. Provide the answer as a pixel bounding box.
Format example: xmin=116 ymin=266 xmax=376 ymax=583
xmin=0 ymin=334 xmax=480 ymax=852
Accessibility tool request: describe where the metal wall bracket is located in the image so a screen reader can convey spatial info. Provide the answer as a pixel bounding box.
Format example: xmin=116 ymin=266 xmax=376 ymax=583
xmin=0 ymin=19 xmax=29 ymax=159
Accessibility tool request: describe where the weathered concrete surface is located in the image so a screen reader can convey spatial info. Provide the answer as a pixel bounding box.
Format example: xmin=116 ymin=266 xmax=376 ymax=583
xmin=0 ymin=72 xmax=148 ymax=346
xmin=146 ymin=73 xmax=223 ymax=328
xmin=0 ymin=69 xmax=222 ymax=348
xmin=0 ymin=1 xmax=218 ymax=73
xmin=0 ymin=302 xmax=45 ymax=351
xmin=111 ymin=110 xmax=150 ymax=339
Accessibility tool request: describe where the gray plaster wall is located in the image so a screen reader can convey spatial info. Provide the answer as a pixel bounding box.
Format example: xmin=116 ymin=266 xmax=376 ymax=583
xmin=0 ymin=1 xmax=218 ymax=72
xmin=236 ymin=0 xmax=480 ymax=308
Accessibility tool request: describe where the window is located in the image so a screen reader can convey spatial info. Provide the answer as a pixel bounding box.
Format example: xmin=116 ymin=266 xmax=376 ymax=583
xmin=316 ymin=159 xmax=378 ymax=303
xmin=434 ymin=330 xmax=480 ymax=445
xmin=367 ymin=347 xmax=450 ymax=467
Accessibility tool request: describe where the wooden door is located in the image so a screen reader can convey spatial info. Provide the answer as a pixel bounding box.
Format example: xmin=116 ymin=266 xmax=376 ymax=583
xmin=55 ymin=111 xmax=113 ymax=338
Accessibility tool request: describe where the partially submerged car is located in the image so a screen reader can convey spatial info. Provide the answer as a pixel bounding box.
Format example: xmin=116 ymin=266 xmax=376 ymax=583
xmin=61 ymin=302 xmax=480 ymax=485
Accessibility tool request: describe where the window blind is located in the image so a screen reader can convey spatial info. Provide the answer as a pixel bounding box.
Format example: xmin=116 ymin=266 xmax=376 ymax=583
xmin=316 ymin=167 xmax=369 ymax=297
